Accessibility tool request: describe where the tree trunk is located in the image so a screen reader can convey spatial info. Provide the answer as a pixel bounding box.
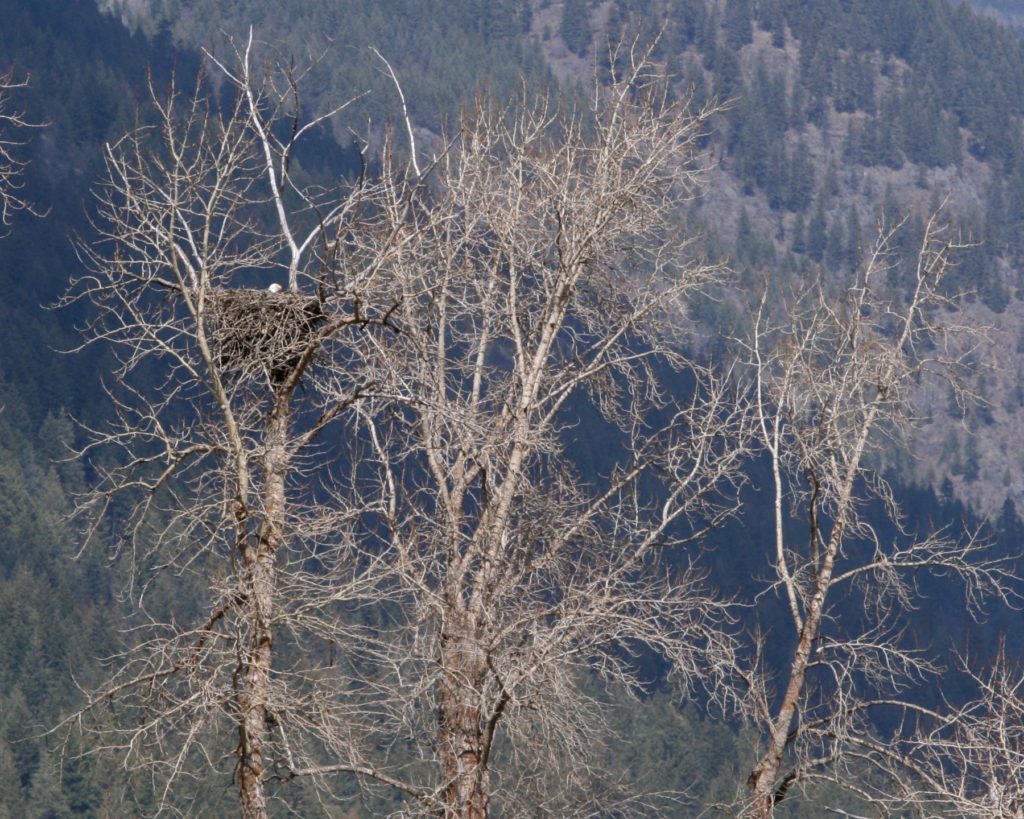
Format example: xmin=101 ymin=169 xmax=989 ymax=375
xmin=438 ymin=614 xmax=490 ymax=819
xmin=746 ymin=608 xmax=820 ymax=817
xmin=746 ymin=552 xmax=835 ymax=818
xmin=236 ymin=401 xmax=290 ymax=819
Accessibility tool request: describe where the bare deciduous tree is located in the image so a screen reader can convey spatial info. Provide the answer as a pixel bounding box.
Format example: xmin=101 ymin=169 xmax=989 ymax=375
xmin=738 ymin=216 xmax=1019 ymax=817
xmin=899 ymin=651 xmax=1024 ymax=817
xmin=63 ymin=40 xmax=754 ymax=819
xmin=289 ymin=47 xmax=752 ymax=817
xmin=60 ymin=39 xmax=412 ymax=818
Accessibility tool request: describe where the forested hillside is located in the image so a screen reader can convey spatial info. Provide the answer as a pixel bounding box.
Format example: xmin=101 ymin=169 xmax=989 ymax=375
xmin=592 ymin=0 xmax=1024 ymax=515
xmin=99 ymin=0 xmax=551 ymax=137
xmin=0 ymin=2 xmax=194 ymax=815
xmin=0 ymin=0 xmax=1022 ymax=816
xmin=94 ymin=0 xmax=1024 ymax=514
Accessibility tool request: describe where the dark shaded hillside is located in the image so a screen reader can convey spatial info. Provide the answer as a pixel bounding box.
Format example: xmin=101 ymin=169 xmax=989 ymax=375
xmin=100 ymin=0 xmax=554 ymax=140
xmin=0 ymin=4 xmax=205 ymax=815
xmin=0 ymin=0 xmax=198 ymax=428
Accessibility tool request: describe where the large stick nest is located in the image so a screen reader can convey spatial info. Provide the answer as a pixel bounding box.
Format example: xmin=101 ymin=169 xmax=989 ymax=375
xmin=206 ymin=288 xmax=326 ymax=385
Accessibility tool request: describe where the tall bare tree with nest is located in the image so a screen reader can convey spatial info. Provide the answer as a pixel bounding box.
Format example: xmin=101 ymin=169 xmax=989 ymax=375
xmin=60 ymin=39 xmax=417 ymax=818
xmin=282 ymin=46 xmax=752 ymax=817
xmin=738 ymin=216 xmax=1020 ymax=817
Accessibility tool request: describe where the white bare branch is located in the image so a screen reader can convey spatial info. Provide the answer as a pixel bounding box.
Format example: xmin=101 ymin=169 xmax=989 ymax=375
xmin=737 ymin=217 xmax=1015 ymax=818
xmin=0 ymin=68 xmax=45 ymax=232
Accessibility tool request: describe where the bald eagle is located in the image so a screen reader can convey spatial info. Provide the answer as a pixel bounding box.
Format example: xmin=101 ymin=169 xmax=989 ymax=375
xmin=268 ymin=283 xmax=283 ymax=293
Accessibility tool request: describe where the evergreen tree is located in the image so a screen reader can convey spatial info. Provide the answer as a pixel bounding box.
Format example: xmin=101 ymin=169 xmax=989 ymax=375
xmin=764 ymin=143 xmax=787 ymax=210
xmin=0 ymin=741 xmax=25 ymax=818
xmin=756 ymin=0 xmax=786 ymax=48
xmin=724 ymin=0 xmax=753 ymax=50
xmin=712 ymin=45 xmax=743 ymax=99
xmin=873 ymin=94 xmax=905 ymax=169
xmin=730 ymin=93 xmax=770 ymax=191
xmin=806 ymin=204 xmax=828 ymax=262
xmin=755 ymin=64 xmax=788 ymax=136
xmin=845 ymin=206 xmax=863 ymax=270
xmin=699 ymin=4 xmax=719 ymax=65
xmin=736 ymin=206 xmax=755 ymax=266
xmin=785 ymin=145 xmax=815 ymax=212
xmin=984 ymin=176 xmax=1009 ymax=251
xmin=791 ymin=211 xmax=807 ymax=255
xmin=833 ymin=53 xmax=874 ymax=113
xmin=833 ymin=53 xmax=858 ymax=114
xmin=561 ymin=0 xmax=591 ymax=56
xmin=998 ymin=498 xmax=1023 ymax=544
xmin=678 ymin=54 xmax=709 ymax=109
xmin=821 ymin=159 xmax=840 ymax=206
xmin=673 ymin=0 xmax=708 ymax=45
xmin=787 ymin=79 xmax=806 ymax=129
xmin=825 ymin=216 xmax=845 ymax=270
xmin=25 ymin=758 xmax=73 ymax=819
xmin=841 ymin=113 xmax=861 ymax=159
xmin=962 ymin=432 xmax=981 ymax=483
xmin=881 ymin=182 xmax=901 ymax=226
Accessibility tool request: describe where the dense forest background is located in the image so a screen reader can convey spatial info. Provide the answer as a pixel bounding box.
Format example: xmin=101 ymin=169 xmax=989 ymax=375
xmin=971 ymin=0 xmax=1024 ymax=25
xmin=78 ymin=0 xmax=1024 ymax=516
xmin=1 ymin=0 xmax=1023 ymax=815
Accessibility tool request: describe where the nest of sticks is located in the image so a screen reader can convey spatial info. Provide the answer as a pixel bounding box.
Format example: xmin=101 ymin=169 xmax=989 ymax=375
xmin=206 ymin=288 xmax=326 ymax=385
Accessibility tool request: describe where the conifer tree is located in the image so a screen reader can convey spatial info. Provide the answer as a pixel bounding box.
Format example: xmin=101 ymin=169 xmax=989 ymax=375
xmin=724 ymin=0 xmax=753 ymax=50
xmin=560 ymin=0 xmax=591 ymax=55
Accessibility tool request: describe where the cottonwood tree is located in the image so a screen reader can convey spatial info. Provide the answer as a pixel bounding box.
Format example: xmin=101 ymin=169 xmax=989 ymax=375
xmin=61 ymin=41 xmax=413 ymax=818
xmin=284 ymin=48 xmax=752 ymax=817
xmin=738 ymin=216 xmax=1019 ymax=817
xmin=66 ymin=37 xmax=753 ymax=816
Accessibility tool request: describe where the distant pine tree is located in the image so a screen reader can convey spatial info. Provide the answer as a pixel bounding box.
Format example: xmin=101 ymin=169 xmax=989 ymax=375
xmin=845 ymin=207 xmax=863 ymax=270
xmin=724 ymin=0 xmax=753 ymax=50
xmin=791 ymin=211 xmax=807 ymax=255
xmin=561 ymin=0 xmax=591 ymax=55
xmin=806 ymin=204 xmax=827 ymax=262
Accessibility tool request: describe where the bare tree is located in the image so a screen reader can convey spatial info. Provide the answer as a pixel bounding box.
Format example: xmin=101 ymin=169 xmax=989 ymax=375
xmin=64 ymin=35 xmax=768 ymax=817
xmin=60 ymin=40 xmax=414 ymax=818
xmin=738 ymin=216 xmax=1019 ymax=817
xmin=271 ymin=46 xmax=754 ymax=817
xmin=0 ymin=67 xmax=43 ymax=233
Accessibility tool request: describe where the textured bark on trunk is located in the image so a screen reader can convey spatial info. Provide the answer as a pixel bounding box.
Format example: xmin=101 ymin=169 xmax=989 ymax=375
xmin=236 ymin=400 xmax=290 ymax=819
xmin=746 ymin=606 xmax=821 ymax=818
xmin=746 ymin=544 xmax=838 ymax=818
xmin=438 ymin=616 xmax=490 ymax=819
xmin=236 ymin=550 xmax=274 ymax=819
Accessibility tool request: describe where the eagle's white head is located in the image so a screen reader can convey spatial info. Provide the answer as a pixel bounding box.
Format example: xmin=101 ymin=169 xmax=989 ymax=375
xmin=268 ymin=283 xmax=283 ymax=293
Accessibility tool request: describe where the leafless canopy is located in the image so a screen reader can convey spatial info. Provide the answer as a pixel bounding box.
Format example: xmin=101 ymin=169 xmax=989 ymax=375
xmin=897 ymin=651 xmax=1024 ymax=818
xmin=288 ymin=45 xmax=752 ymax=817
xmin=60 ymin=39 xmax=410 ymax=818
xmin=738 ymin=216 xmax=1019 ymax=817
xmin=61 ymin=41 xmax=754 ymax=819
